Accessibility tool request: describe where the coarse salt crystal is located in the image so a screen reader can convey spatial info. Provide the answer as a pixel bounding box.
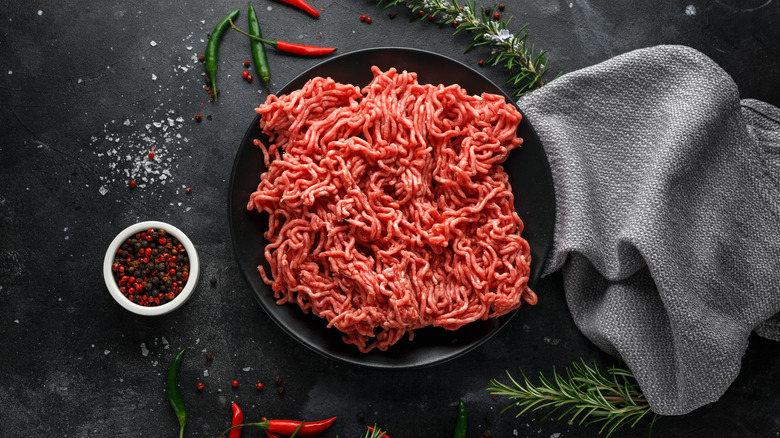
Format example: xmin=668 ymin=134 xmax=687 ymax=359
xmin=150 ymin=40 xmax=157 ymax=46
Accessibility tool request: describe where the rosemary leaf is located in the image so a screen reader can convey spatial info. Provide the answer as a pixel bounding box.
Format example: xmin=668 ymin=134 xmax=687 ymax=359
xmin=487 ymin=359 xmax=661 ymax=437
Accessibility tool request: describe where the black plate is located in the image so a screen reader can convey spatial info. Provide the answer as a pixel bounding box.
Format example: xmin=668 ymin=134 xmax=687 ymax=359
xmin=228 ymin=48 xmax=555 ymax=369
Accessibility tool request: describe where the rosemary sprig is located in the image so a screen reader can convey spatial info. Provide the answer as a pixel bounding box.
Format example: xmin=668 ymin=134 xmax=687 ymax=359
xmin=377 ymin=0 xmax=553 ymax=96
xmin=487 ymin=359 xmax=661 ymax=436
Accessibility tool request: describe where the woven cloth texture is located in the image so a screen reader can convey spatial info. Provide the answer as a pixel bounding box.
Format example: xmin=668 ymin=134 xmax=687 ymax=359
xmin=517 ymin=45 xmax=780 ymax=415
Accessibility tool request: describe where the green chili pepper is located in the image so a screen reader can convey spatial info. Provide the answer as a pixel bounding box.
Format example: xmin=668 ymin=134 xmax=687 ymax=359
xmin=205 ymin=10 xmax=239 ymax=101
xmin=247 ymin=4 xmax=271 ymax=89
xmin=452 ymin=400 xmax=467 ymax=438
xmin=167 ymin=348 xmax=187 ymax=438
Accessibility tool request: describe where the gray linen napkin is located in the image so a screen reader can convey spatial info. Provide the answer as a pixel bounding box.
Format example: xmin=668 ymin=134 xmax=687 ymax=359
xmin=517 ymin=45 xmax=780 ymax=415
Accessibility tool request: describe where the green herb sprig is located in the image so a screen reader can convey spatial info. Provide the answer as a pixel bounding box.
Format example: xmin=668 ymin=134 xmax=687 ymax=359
xmin=377 ymin=0 xmax=553 ymax=96
xmin=488 ymin=359 xmax=660 ymax=436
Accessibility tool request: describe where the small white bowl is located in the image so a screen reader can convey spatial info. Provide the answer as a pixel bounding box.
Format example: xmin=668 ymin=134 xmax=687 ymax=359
xmin=103 ymin=220 xmax=200 ymax=316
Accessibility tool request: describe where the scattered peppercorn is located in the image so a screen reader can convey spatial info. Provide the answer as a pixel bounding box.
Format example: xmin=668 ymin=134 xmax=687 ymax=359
xmin=243 ymin=60 xmax=251 ymax=67
xmin=197 ymin=382 xmax=205 ymax=391
xmin=366 ymin=17 xmax=372 ymax=24
xmin=111 ymin=227 xmax=189 ymax=307
xmin=129 ymin=180 xmax=137 ymax=188
xmin=483 ymin=429 xmax=492 ymax=437
xmin=256 ymin=382 xmax=264 ymax=390
xmin=195 ymin=114 xmax=202 ymax=123
xmin=210 ymin=277 xmax=217 ymax=287
xmin=389 ymin=12 xmax=396 ymax=19
xmin=493 ymin=12 xmax=501 ymax=20
xmin=274 ymin=376 xmax=282 ymax=384
xmin=277 ymin=386 xmax=285 ymax=395
xmin=478 ymin=60 xmax=485 ymax=66
xmin=498 ymin=3 xmax=505 ymax=11
xmin=207 ymin=115 xmax=213 ymax=121
xmin=491 ymin=394 xmax=498 ymax=400
xmin=356 ymin=412 xmax=365 ymax=422
xmin=242 ymin=70 xmax=249 ymax=79
xmin=360 ymin=14 xmax=366 ymax=21
xmin=198 ymin=55 xmax=205 ymax=62
xmin=232 ymin=380 xmax=239 ymax=388
xmin=185 ymin=187 xmax=192 ymax=195
xmin=206 ymin=352 xmax=214 ymax=361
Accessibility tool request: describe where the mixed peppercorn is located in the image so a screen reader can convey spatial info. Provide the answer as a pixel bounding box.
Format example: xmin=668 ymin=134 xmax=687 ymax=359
xmin=111 ymin=228 xmax=190 ymax=306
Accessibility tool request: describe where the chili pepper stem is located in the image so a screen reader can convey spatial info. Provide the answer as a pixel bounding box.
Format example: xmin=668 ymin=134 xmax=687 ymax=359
xmin=229 ymin=19 xmax=276 ymax=47
xmin=221 ymin=422 xmax=268 ymax=437
xmin=289 ymin=422 xmax=304 ymax=438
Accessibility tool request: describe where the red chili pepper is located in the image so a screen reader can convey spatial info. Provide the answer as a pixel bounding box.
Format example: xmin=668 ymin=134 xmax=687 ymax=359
xmin=264 ymin=432 xmax=281 ymax=438
xmin=264 ymin=417 xmax=337 ymax=436
xmin=229 ymin=21 xmax=336 ymax=57
xmin=275 ymin=0 xmax=320 ymax=18
xmin=274 ymin=41 xmax=336 ymax=56
xmin=229 ymin=403 xmax=244 ymax=438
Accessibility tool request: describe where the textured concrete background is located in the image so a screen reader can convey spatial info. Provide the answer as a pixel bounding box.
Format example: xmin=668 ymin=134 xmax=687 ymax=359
xmin=1 ymin=0 xmax=779 ymax=437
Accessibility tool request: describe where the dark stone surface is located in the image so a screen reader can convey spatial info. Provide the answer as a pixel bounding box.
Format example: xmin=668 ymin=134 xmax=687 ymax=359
xmin=1 ymin=1 xmax=778 ymax=437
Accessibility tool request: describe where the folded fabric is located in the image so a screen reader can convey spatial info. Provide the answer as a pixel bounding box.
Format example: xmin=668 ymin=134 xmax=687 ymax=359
xmin=517 ymin=45 xmax=780 ymax=415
